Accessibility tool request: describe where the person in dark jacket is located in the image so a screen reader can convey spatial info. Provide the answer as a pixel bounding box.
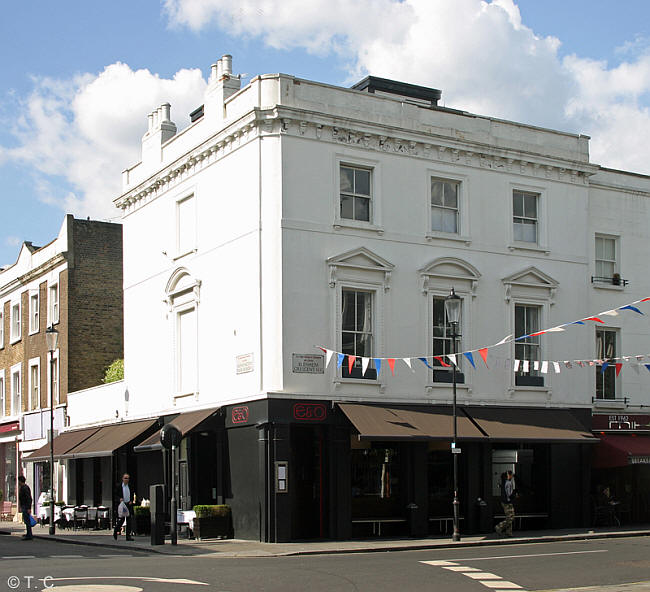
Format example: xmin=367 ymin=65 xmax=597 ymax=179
xmin=495 ymin=470 xmax=516 ymax=537
xmin=113 ymin=473 xmax=136 ymax=541
xmin=18 ymin=476 xmax=33 ymax=540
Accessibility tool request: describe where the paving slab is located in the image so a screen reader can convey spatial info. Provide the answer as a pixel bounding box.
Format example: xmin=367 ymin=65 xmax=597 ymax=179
xmin=2 ymin=520 xmax=650 ymax=557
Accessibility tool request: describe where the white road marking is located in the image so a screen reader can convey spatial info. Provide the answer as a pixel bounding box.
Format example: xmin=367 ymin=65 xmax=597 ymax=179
xmin=2 ymin=555 xmax=36 ymax=559
xmin=464 ymin=573 xmax=505 ymax=580
xmin=41 ymin=576 xmax=209 ymax=586
xmin=439 ymin=549 xmax=608 ymax=562
xmin=421 ymin=558 xmax=526 ymax=591
xmin=50 ymin=554 xmax=84 ymax=558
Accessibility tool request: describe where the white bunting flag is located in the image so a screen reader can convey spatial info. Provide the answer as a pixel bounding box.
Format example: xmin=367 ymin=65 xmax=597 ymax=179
xmin=533 ymin=361 xmax=540 ymax=371
xmin=494 ymin=334 xmax=513 ymax=346
xmin=324 ymin=349 xmax=334 ymax=367
xmin=361 ymin=357 xmax=370 ymax=375
xmin=523 ymin=360 xmax=529 ymax=373
xmin=601 ymin=309 xmax=619 ymax=317
xmin=553 ymin=361 xmax=561 ymax=373
xmin=514 ymin=359 xmax=520 ymax=372
xmin=447 ymin=354 xmax=457 ymax=367
xmin=546 ymin=326 xmax=566 ymax=333
xmin=403 ymin=358 xmax=414 ymax=372
xmin=541 ymin=361 xmax=548 ymax=374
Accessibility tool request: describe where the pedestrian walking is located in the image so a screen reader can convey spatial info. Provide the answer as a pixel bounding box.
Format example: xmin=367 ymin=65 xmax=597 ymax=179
xmin=113 ymin=473 xmax=136 ymax=541
xmin=18 ymin=476 xmax=33 ymax=540
xmin=495 ymin=470 xmax=516 ymax=537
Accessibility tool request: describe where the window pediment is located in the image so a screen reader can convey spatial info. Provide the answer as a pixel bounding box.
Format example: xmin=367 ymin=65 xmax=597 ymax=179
xmin=502 ymin=266 xmax=558 ymax=302
xmin=165 ymin=267 xmax=201 ymax=308
xmin=419 ymin=257 xmax=481 ymax=295
xmin=327 ymin=247 xmax=394 ymax=290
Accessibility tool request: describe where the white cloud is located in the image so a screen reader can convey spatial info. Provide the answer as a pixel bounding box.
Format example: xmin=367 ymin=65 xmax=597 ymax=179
xmin=2 ymin=63 xmax=206 ymax=219
xmin=165 ymin=0 xmax=650 ymax=173
xmin=5 ymin=236 xmax=22 ymax=248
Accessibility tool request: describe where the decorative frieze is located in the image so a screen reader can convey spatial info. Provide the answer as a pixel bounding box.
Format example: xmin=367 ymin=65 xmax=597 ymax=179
xmin=117 ymin=109 xmax=598 ymax=213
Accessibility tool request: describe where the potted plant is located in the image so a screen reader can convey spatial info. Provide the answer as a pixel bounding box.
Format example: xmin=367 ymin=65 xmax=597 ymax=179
xmin=612 ymin=273 xmax=621 ymax=286
xmin=192 ymin=505 xmax=232 ymax=540
xmin=133 ymin=505 xmax=151 ymax=535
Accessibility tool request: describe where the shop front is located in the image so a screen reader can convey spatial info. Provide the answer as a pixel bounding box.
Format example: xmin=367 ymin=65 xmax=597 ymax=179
xmin=0 ymin=422 xmax=20 ymax=505
xmin=592 ymin=413 xmax=650 ymax=524
xmin=221 ymin=399 xmax=595 ymax=542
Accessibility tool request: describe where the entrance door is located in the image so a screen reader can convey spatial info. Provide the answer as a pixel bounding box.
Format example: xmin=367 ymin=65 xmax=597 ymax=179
xmin=291 ymin=426 xmax=327 ymax=539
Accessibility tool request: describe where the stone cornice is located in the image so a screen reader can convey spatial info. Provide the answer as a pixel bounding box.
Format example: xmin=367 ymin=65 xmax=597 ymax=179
xmin=115 ymin=105 xmax=600 ymax=213
xmin=0 ymin=253 xmax=67 ymax=299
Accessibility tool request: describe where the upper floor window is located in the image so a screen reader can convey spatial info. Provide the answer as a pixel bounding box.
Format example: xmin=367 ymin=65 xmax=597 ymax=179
xmin=11 ymin=365 xmax=21 ymax=416
xmin=0 ymin=309 xmax=4 ymax=348
xmin=432 ymin=296 xmax=462 ymax=364
xmin=0 ymin=372 xmax=5 ymax=417
xmin=48 ymin=352 xmax=60 ymax=407
xmin=29 ymin=361 xmax=40 ymax=411
xmin=513 ymin=190 xmax=538 ymax=243
xmin=29 ymin=293 xmax=39 ymax=334
xmin=596 ymin=328 xmax=617 ymax=400
xmin=10 ymin=302 xmax=20 ymax=342
xmin=166 ymin=268 xmax=201 ymax=399
xmin=594 ymin=235 xmax=623 ymax=286
xmin=49 ymin=284 xmax=59 ymax=325
xmin=431 ymin=178 xmax=459 ymax=234
xmin=515 ymin=304 xmax=543 ymax=386
xmin=340 ymin=165 xmax=371 ymax=223
xmin=341 ymin=289 xmax=375 ymax=379
xmin=176 ymin=194 xmax=197 ymax=257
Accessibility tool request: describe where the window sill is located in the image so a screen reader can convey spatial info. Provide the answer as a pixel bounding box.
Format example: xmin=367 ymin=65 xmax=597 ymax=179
xmin=593 ymin=399 xmax=626 ymax=410
xmin=507 ymin=243 xmax=550 ymax=255
xmin=10 ymin=337 xmax=21 ymax=345
xmin=173 ymin=248 xmax=197 ymax=261
xmin=511 ymin=385 xmax=551 ymax=393
xmin=426 ymin=232 xmax=471 ymax=246
xmin=173 ymin=391 xmax=198 ymax=402
xmin=592 ymin=283 xmax=625 ymax=292
xmin=333 ymin=378 xmax=385 ymax=390
xmin=29 ymin=329 xmax=39 ymax=337
xmin=425 ymin=382 xmax=471 ymax=390
xmin=333 ymin=221 xmax=384 ymax=235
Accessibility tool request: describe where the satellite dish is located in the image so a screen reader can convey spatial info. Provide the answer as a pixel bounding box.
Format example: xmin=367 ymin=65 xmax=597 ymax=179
xmin=160 ymin=424 xmax=182 ymax=449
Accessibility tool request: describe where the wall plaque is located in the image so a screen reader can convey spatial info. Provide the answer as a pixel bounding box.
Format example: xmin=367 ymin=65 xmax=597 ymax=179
xmin=292 ymin=354 xmax=324 ymax=374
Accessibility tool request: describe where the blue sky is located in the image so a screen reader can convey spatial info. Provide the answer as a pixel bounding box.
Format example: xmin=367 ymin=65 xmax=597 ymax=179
xmin=1 ymin=0 xmax=649 ymax=267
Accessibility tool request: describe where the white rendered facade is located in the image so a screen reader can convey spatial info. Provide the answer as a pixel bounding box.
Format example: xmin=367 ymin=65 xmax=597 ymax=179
xmin=112 ymin=57 xmax=650 ymax=423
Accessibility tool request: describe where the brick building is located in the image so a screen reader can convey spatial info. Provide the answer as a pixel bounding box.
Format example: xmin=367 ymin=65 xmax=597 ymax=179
xmin=0 ymin=215 xmax=123 ymax=511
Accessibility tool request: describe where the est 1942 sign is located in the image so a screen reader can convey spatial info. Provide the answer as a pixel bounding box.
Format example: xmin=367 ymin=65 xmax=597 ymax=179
xmin=292 ymin=354 xmax=324 ymax=374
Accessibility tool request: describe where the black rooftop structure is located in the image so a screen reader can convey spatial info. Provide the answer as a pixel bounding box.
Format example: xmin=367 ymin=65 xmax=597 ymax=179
xmin=351 ymin=76 xmax=442 ymax=107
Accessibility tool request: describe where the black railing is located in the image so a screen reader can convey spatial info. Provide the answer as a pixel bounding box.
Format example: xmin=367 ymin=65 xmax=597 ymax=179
xmin=591 ymin=275 xmax=628 ymax=287
xmin=592 ymin=396 xmax=629 ymax=404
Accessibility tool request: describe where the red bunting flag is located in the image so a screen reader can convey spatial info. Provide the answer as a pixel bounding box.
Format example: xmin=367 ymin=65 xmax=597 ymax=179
xmin=584 ymin=317 xmax=605 ymax=324
xmin=615 ymin=363 xmax=623 ymax=377
xmin=529 ymin=331 xmax=546 ymax=337
xmin=433 ymin=356 xmax=451 ymax=367
xmin=478 ymin=348 xmax=489 ymax=367
xmin=348 ymin=355 xmax=356 ymax=374
xmin=388 ymin=358 xmax=396 ymax=375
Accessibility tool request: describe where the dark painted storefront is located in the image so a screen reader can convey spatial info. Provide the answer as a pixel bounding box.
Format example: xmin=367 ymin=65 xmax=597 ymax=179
xmin=592 ymin=413 xmax=650 ymax=524
xmin=221 ymin=399 xmax=596 ymax=542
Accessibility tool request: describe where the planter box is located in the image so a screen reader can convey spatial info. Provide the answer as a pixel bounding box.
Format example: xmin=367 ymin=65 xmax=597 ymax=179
xmin=193 ymin=515 xmax=232 ymax=540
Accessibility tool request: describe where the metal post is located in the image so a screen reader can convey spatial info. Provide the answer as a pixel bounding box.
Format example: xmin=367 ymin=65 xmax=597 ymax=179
xmin=451 ymin=324 xmax=460 ymax=542
xmin=170 ymin=444 xmax=177 ymax=545
xmin=49 ymin=349 xmax=55 ymax=535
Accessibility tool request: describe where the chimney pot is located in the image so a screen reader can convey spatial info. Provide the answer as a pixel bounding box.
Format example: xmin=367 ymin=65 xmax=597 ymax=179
xmin=222 ymin=54 xmax=232 ymax=76
xmin=147 ymin=112 xmax=154 ymax=132
xmin=210 ymin=62 xmax=219 ymax=82
xmin=161 ymin=103 xmax=171 ymax=122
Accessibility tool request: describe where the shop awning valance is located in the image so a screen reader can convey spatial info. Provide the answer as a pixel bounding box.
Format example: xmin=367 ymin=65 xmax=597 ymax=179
xmin=134 ymin=407 xmax=219 ymax=452
xmin=593 ymin=433 xmax=650 ymax=469
xmin=339 ymin=403 xmax=596 ymax=444
xmin=26 ymin=427 xmax=100 ymax=462
xmin=338 ymin=403 xmax=486 ymax=441
xmin=57 ymin=419 xmax=157 ymax=460
xmin=465 ymin=407 xmax=597 ymax=443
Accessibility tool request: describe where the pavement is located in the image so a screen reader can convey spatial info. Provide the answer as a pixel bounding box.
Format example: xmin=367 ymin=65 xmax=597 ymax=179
xmin=2 ymin=519 xmax=650 ymax=557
